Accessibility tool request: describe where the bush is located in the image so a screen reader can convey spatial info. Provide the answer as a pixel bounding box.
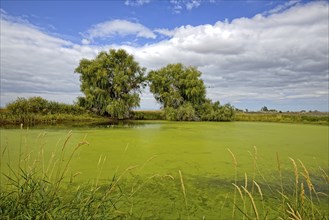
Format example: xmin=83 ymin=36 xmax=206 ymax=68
xmin=176 ymin=102 xmax=197 ymax=121
xmin=199 ymin=101 xmax=235 ymax=121
xmin=164 ymin=102 xmax=197 ymax=121
xmin=6 ymin=97 xmax=86 ymax=115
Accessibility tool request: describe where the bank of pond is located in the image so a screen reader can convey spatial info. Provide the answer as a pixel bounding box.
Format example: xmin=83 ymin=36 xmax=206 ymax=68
xmin=0 ymin=121 xmax=328 ymax=219
xmin=1 ymin=110 xmax=328 ymax=127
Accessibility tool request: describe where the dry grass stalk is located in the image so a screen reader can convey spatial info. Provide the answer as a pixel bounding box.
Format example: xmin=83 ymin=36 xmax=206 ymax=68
xmin=241 ymin=186 xmax=259 ymax=220
xmin=253 ymin=180 xmax=266 ymax=217
xmin=227 ymin=148 xmax=237 ymax=167
xmin=298 ymin=160 xmax=313 ymax=190
xmin=163 ymin=174 xmax=174 ymax=180
xmin=232 ymin=183 xmax=244 ymax=201
xmin=179 ymin=170 xmax=187 ymax=206
xmin=179 ymin=170 xmax=189 ymax=220
xmin=298 ymin=160 xmax=319 ymax=202
xmin=251 ymin=146 xmax=258 ymax=196
xmin=286 ymin=203 xmax=302 ymax=220
xmin=124 ymin=143 xmax=129 ymax=153
xmin=253 ymin=180 xmax=263 ymax=200
xmin=319 ymin=167 xmax=329 ymax=184
xmin=289 ymin=157 xmax=299 ymax=206
xmin=227 ymin=148 xmax=238 ymax=219
xmin=300 ymin=182 xmax=305 ymax=206
xmin=289 ymin=158 xmax=299 ymax=184
xmin=62 ymin=131 xmax=73 ymax=151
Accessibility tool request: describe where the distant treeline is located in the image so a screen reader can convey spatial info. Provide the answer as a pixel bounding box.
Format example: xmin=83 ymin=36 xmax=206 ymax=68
xmin=235 ymin=112 xmax=329 ymax=125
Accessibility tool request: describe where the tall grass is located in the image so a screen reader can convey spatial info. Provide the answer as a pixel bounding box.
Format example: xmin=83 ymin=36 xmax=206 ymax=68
xmin=228 ymin=149 xmax=329 ymax=220
xmin=227 ymin=148 xmax=238 ymax=219
xmin=0 ymin=127 xmax=140 ymax=219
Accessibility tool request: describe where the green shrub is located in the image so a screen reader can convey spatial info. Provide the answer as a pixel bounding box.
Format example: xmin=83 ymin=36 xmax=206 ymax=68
xmin=6 ymin=97 xmax=86 ymax=115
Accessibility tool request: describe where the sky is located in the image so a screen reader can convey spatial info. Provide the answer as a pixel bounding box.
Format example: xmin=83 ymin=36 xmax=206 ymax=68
xmin=0 ymin=0 xmax=328 ymax=111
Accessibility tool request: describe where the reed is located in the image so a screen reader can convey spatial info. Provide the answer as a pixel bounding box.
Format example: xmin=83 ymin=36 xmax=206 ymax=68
xmin=227 ymin=148 xmax=238 ymax=219
xmin=179 ymin=170 xmax=190 ymax=220
xmin=289 ymin=157 xmax=299 ymax=207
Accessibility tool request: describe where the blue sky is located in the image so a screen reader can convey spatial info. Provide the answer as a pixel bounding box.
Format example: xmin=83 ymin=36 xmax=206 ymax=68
xmin=1 ymin=0 xmax=328 ymax=111
xmin=1 ymin=1 xmax=285 ymax=44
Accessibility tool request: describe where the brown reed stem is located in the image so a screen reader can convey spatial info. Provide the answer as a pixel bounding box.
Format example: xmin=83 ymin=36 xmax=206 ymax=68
xmin=227 ymin=148 xmax=237 ymax=219
xmin=179 ymin=170 xmax=189 ymax=220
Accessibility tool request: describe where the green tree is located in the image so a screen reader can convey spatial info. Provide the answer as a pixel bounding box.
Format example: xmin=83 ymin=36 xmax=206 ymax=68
xmin=148 ymin=63 xmax=206 ymax=109
xmin=261 ymin=106 xmax=268 ymax=112
xmin=148 ymin=63 xmax=235 ymax=121
xmin=75 ymin=49 xmax=146 ymax=119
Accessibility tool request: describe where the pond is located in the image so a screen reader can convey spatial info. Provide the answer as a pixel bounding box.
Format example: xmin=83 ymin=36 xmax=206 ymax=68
xmin=1 ymin=121 xmax=328 ymax=219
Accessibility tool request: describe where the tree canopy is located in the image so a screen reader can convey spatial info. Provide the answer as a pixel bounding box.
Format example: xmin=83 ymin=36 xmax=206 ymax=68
xmin=148 ymin=63 xmax=206 ymax=109
xmin=75 ymin=49 xmax=146 ymax=119
xmin=148 ymin=63 xmax=235 ymax=121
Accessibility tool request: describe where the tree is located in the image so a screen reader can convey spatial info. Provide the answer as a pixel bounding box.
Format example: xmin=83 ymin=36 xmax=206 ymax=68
xmin=75 ymin=49 xmax=146 ymax=119
xmin=148 ymin=63 xmax=206 ymax=109
xmin=261 ymin=106 xmax=268 ymax=112
xmin=148 ymin=63 xmax=235 ymax=121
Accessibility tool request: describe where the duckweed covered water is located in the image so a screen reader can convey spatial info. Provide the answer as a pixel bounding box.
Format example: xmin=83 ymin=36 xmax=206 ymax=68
xmin=1 ymin=121 xmax=328 ymax=218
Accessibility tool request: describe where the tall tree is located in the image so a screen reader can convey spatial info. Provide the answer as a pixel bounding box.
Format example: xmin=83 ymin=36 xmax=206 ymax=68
xmin=75 ymin=49 xmax=146 ymax=119
xmin=148 ymin=63 xmax=206 ymax=109
xmin=148 ymin=63 xmax=235 ymax=121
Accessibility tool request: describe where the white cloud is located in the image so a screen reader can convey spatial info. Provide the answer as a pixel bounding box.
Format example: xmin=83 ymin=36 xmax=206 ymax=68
xmin=83 ymin=19 xmax=156 ymax=43
xmin=170 ymin=0 xmax=202 ymax=13
xmin=81 ymin=38 xmax=91 ymax=45
xmin=124 ymin=0 xmax=151 ymax=6
xmin=264 ymin=0 xmax=299 ymax=15
xmin=1 ymin=1 xmax=328 ymax=111
xmin=185 ymin=0 xmax=201 ymax=10
xmin=154 ymin=28 xmax=175 ymax=37
xmin=129 ymin=1 xmax=328 ymax=110
xmin=0 ymin=17 xmax=101 ymax=105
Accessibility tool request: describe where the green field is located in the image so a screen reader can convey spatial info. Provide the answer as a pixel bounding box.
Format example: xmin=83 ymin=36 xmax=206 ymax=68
xmin=1 ymin=121 xmax=328 ymax=219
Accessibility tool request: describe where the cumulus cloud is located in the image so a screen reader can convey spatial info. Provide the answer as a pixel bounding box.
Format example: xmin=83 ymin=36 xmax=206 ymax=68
xmin=0 ymin=16 xmax=101 ymax=105
xmin=128 ymin=1 xmax=328 ymax=110
xmin=83 ymin=19 xmax=156 ymax=44
xmin=1 ymin=1 xmax=328 ymax=111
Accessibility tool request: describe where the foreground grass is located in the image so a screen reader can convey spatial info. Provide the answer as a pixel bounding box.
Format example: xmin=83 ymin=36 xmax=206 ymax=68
xmin=0 ymin=130 xmax=328 ymax=219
